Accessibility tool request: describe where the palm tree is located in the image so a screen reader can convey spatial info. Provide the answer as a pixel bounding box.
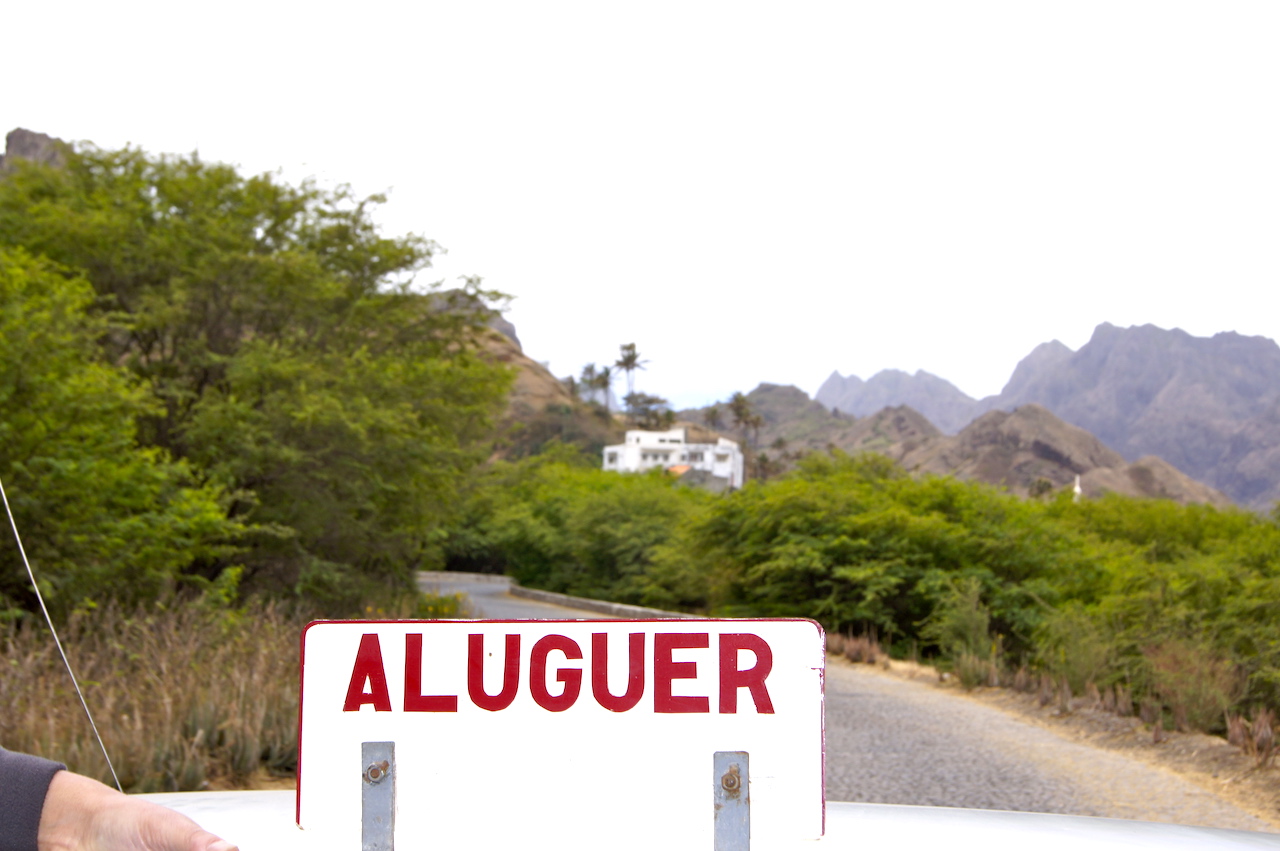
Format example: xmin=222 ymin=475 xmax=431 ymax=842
xmin=703 ymin=404 xmax=723 ymax=430
xmin=728 ymin=392 xmax=754 ymax=446
xmin=615 ymin=343 xmax=648 ymax=397
xmin=580 ymin=363 xmax=614 ymax=411
xmin=748 ymin=413 xmax=765 ymax=450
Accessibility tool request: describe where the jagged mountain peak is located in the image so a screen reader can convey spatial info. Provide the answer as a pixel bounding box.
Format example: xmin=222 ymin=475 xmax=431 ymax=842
xmin=815 ymin=367 xmax=977 ymax=434
xmin=819 ymin=322 xmax=1280 ymax=508
xmin=999 ymin=340 xmax=1073 ymax=399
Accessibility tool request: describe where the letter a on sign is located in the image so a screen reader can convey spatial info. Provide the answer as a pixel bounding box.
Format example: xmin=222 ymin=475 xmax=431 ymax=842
xmin=342 ymin=633 xmax=391 ymax=712
xmin=300 ymin=619 xmax=824 ymax=851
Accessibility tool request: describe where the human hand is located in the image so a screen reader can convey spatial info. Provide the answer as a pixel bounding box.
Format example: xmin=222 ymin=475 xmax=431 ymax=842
xmin=38 ymin=771 xmax=237 ymax=851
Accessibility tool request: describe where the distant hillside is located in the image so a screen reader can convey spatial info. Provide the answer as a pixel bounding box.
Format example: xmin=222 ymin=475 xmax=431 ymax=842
xmin=698 ymin=384 xmax=1228 ymax=506
xmin=478 ymin=323 xmax=622 ymax=459
xmin=818 ymin=323 xmax=1280 ymax=509
xmin=815 ymin=369 xmax=977 ymax=433
xmin=900 ymin=404 xmax=1229 ymax=506
xmin=676 ymin=383 xmax=939 ymax=465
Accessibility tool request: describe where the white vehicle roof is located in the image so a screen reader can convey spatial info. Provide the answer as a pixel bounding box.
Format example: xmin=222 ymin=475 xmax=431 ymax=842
xmin=141 ymin=790 xmax=1280 ymax=851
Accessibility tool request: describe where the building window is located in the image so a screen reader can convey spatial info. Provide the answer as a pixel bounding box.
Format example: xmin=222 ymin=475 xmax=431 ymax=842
xmin=606 ymin=452 xmax=617 ymax=465
xmin=688 ymin=452 xmax=704 ymax=463
xmin=715 ymin=453 xmax=729 ymax=463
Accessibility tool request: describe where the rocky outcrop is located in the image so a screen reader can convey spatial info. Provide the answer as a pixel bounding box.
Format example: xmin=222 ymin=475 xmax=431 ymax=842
xmin=478 ymin=325 xmax=622 ymax=459
xmin=0 ymin=128 xmax=68 ymax=171
xmin=704 ymin=383 xmax=941 ymax=459
xmin=900 ymin=404 xmax=1230 ymax=506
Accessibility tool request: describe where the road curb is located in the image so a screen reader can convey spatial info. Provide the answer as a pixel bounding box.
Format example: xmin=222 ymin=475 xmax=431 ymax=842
xmin=417 ymin=571 xmax=693 ymax=619
xmin=506 ymin=583 xmax=695 ymax=619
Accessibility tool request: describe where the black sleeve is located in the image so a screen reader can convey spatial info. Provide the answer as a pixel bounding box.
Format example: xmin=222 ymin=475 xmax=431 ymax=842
xmin=0 ymin=747 xmax=66 ymax=851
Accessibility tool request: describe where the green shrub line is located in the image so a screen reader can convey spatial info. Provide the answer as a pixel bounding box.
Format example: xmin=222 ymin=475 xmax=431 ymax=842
xmin=444 ymin=450 xmax=1280 ymax=739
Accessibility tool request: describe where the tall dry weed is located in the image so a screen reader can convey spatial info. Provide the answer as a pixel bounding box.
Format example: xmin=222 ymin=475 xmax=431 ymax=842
xmin=0 ymin=600 xmax=304 ymax=792
xmin=1114 ymin=683 xmax=1133 ymax=717
xmin=1144 ymin=640 xmax=1243 ymax=734
xmin=1057 ymin=677 xmax=1072 ymax=714
xmin=1252 ymin=707 xmax=1276 ymax=768
xmin=1037 ymin=673 xmax=1054 ymax=707
xmin=1227 ymin=713 xmax=1248 ymax=749
xmin=827 ymin=633 xmax=885 ymax=666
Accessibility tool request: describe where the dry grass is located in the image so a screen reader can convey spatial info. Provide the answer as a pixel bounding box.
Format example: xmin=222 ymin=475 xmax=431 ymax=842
xmin=1245 ymin=707 xmax=1277 ymax=769
xmin=0 ymin=600 xmax=305 ymax=792
xmin=0 ymin=589 xmax=471 ymax=792
xmin=826 ymin=633 xmax=888 ymax=667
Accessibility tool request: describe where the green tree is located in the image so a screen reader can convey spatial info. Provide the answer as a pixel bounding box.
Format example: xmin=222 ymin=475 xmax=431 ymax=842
xmin=624 ymin=392 xmax=674 ymax=430
xmin=615 ymin=343 xmax=648 ymax=397
xmin=580 ymin=363 xmax=613 ymax=411
xmin=703 ymin=404 xmax=723 ymax=430
xmin=727 ymin=392 xmax=754 ymax=445
xmin=0 ymin=248 xmax=242 ymax=615
xmin=443 ymin=453 xmax=709 ymax=605
xmin=0 ymin=145 xmax=512 ymax=610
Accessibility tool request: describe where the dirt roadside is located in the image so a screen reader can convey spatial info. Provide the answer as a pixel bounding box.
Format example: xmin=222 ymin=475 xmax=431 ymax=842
xmin=858 ymin=656 xmax=1280 ymax=832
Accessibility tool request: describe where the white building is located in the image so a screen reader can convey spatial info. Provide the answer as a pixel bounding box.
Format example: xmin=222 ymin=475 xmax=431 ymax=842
xmin=602 ymin=427 xmax=745 ymax=490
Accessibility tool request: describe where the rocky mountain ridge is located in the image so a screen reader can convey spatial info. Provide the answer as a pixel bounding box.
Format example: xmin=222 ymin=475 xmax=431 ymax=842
xmin=731 ymin=384 xmax=1228 ymax=506
xmin=487 ymin=330 xmax=1233 ymax=507
xmin=817 ymin=323 xmax=1280 ymax=509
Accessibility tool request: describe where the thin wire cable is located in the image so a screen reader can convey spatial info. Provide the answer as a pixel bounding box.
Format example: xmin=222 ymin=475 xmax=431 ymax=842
xmin=0 ymin=475 xmax=121 ymax=791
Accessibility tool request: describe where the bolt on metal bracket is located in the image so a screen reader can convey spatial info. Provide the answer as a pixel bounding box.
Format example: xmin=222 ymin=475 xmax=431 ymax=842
xmin=362 ymin=742 xmax=395 ymax=851
xmin=713 ymin=751 xmax=750 ymax=851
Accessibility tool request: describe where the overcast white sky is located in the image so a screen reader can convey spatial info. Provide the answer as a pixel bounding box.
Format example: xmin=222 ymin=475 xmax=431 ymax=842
xmin=5 ymin=2 xmax=1278 ymax=409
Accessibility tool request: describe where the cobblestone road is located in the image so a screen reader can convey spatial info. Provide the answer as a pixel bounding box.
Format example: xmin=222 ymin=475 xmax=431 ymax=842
xmin=825 ymin=659 xmax=1274 ymax=831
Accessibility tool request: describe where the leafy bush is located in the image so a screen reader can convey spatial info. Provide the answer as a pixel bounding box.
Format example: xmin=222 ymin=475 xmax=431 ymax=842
xmin=0 ymin=144 xmax=512 ymax=614
xmin=444 ymin=447 xmax=1280 ymax=733
xmin=1144 ymin=639 xmax=1243 ymax=733
xmin=0 ymin=249 xmax=242 ymax=616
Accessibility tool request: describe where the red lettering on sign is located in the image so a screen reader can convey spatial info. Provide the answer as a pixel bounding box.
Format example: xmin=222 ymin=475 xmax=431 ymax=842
xmin=343 ymin=633 xmax=392 ymax=712
xmin=468 ymin=633 xmax=521 ymax=711
xmin=529 ymin=634 xmax=583 ymax=712
xmin=653 ymin=632 xmax=710 ymax=713
xmin=404 ymin=633 xmax=458 ymax=712
xmin=719 ymin=633 xmax=775 ymax=714
xmin=338 ymin=628 xmax=781 ymax=716
xmin=591 ymin=632 xmax=645 ymax=712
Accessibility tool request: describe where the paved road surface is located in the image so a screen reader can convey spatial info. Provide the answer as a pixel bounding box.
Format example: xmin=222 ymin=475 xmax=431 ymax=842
xmin=414 ymin=572 xmax=1275 ymax=832
xmin=417 ymin=572 xmax=602 ymax=619
xmin=825 ymin=659 xmax=1273 ymax=832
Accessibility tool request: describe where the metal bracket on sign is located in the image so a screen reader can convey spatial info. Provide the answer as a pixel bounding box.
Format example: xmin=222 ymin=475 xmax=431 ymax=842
xmin=362 ymin=741 xmax=395 ymax=851
xmin=713 ymin=751 xmax=750 ymax=851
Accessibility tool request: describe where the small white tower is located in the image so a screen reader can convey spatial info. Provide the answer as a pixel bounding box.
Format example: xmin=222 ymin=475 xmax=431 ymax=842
xmin=1073 ymin=474 xmax=1082 ymax=503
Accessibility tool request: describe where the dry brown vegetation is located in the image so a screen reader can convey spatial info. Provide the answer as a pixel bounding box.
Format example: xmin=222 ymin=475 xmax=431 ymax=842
xmin=826 ymin=632 xmax=889 ymax=667
xmin=0 ymin=592 xmax=467 ymax=792
xmin=0 ymin=601 xmax=302 ymax=792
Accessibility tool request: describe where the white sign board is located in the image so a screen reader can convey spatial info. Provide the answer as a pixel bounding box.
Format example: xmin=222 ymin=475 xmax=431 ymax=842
xmin=298 ymin=619 xmax=824 ymax=849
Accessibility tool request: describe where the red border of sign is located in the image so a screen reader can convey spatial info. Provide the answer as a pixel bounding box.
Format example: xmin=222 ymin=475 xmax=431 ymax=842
xmin=296 ymin=617 xmax=826 ymax=832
